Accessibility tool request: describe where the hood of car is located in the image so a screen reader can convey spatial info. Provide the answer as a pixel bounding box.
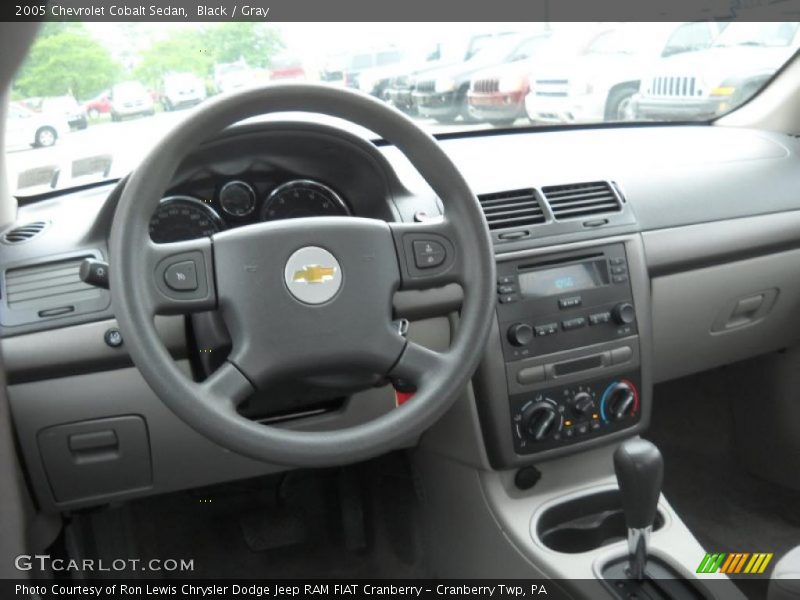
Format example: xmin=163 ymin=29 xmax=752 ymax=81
xmin=415 ymin=55 xmax=514 ymax=85
xmin=650 ymin=45 xmax=797 ymax=80
xmin=470 ymin=61 xmax=532 ymax=86
xmin=531 ymin=52 xmax=649 ymax=82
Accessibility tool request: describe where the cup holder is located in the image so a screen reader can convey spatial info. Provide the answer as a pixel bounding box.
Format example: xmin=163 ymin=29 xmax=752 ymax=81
xmin=536 ymin=489 xmax=664 ymax=554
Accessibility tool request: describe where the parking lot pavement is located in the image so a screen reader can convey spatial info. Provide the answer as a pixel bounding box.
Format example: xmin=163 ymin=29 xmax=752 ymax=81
xmin=5 ymin=107 xmax=520 ymax=194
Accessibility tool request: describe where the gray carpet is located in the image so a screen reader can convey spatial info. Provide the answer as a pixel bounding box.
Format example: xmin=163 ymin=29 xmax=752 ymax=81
xmin=69 ymin=454 xmax=430 ymax=579
xmin=646 ymin=363 xmax=800 ymax=598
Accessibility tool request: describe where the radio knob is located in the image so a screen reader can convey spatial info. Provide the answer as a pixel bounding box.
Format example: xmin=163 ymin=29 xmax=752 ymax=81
xmin=612 ymin=302 xmax=636 ymax=325
xmin=522 ymin=403 xmax=561 ymax=442
xmin=507 ymin=323 xmax=534 ymax=347
xmin=604 ymin=381 xmax=638 ymax=421
xmin=572 ymin=392 xmax=595 ymax=417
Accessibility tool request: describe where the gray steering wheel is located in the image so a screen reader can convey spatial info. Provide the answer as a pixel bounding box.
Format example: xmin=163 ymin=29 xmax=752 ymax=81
xmin=109 ymin=84 xmax=495 ymax=466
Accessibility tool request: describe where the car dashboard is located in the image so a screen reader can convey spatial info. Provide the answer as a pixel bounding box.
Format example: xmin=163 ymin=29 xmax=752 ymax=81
xmin=4 ymin=120 xmax=800 ymax=512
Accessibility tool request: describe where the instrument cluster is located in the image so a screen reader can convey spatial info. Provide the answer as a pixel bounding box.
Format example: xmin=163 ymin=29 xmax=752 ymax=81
xmin=149 ymin=178 xmax=350 ymax=244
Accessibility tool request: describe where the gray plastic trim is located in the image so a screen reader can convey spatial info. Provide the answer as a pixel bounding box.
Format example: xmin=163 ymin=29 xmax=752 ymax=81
xmin=2 ymin=317 xmax=186 ymax=383
xmin=652 ymin=247 xmax=800 ymax=383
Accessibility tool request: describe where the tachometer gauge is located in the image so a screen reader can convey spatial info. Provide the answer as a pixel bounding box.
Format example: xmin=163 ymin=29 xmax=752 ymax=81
xmin=149 ymin=196 xmax=224 ymax=244
xmin=219 ymin=180 xmax=256 ymax=217
xmin=260 ymin=179 xmax=349 ymax=221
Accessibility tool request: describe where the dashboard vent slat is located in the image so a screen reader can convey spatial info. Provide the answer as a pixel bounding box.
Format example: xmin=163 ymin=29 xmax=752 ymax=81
xmin=5 ymin=257 xmax=100 ymax=311
xmin=541 ymin=181 xmax=621 ymax=220
xmin=2 ymin=220 xmax=49 ymax=244
xmin=477 ymin=188 xmax=546 ymax=231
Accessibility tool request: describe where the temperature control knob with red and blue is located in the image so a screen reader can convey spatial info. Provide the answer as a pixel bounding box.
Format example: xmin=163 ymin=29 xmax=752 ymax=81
xmin=599 ymin=379 xmax=639 ymax=422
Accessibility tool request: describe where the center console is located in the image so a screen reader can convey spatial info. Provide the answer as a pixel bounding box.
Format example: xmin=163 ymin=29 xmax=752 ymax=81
xmin=475 ymin=238 xmax=650 ymax=468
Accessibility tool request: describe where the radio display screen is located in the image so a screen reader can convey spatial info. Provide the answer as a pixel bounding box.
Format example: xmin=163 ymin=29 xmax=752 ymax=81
xmin=518 ymin=259 xmax=609 ymax=297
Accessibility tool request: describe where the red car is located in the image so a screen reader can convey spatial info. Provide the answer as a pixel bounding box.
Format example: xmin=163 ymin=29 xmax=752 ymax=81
xmin=466 ymin=34 xmax=552 ymax=126
xmin=84 ymin=91 xmax=111 ymax=119
xmin=269 ymin=55 xmax=306 ymax=81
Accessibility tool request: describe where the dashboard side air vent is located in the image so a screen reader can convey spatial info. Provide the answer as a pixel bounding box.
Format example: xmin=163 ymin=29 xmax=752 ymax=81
xmin=542 ymin=181 xmax=622 ymax=220
xmin=2 ymin=220 xmax=49 ymax=244
xmin=5 ymin=256 xmax=101 ymax=312
xmin=477 ymin=188 xmax=546 ymax=231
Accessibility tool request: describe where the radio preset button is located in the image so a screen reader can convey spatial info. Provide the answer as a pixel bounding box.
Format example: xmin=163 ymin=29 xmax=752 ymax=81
xmin=589 ymin=311 xmax=612 ymax=325
xmin=534 ymin=323 xmax=559 ymax=337
xmin=558 ymin=295 xmax=582 ymax=309
xmin=562 ymin=317 xmax=587 ymax=331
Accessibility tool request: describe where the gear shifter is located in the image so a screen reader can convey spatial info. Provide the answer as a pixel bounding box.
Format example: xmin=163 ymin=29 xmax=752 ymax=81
xmin=614 ymin=438 xmax=663 ymax=580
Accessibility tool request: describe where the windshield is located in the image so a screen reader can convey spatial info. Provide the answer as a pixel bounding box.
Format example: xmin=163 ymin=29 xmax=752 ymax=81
xmin=5 ymin=21 xmax=798 ymax=196
xmin=713 ymin=22 xmax=800 ymax=48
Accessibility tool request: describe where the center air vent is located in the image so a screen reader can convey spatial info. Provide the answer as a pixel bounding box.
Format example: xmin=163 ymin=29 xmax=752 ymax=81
xmin=478 ymin=188 xmax=546 ymax=231
xmin=542 ymin=182 xmax=621 ymax=220
xmin=2 ymin=220 xmax=49 ymax=244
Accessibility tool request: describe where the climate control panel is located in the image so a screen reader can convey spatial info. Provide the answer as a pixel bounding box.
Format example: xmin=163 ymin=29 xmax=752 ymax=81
xmin=510 ymin=373 xmax=641 ymax=454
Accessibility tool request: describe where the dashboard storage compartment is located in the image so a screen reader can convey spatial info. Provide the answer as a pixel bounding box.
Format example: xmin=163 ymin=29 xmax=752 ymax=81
xmin=536 ymin=489 xmax=664 ymax=554
xmin=37 ymin=415 xmax=152 ymax=503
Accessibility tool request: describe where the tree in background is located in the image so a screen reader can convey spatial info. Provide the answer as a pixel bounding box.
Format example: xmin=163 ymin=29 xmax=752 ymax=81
xmin=135 ymin=23 xmax=283 ymax=89
xmin=134 ymin=29 xmax=214 ymax=89
xmin=202 ymin=23 xmax=284 ymax=68
xmin=13 ymin=25 xmax=120 ymax=100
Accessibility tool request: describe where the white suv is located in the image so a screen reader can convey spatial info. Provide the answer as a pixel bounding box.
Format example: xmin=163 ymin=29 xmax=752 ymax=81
xmin=633 ymin=22 xmax=800 ymax=120
xmin=525 ymin=22 xmax=725 ymax=124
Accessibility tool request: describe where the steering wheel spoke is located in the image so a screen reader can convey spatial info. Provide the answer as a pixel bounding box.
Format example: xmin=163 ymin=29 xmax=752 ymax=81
xmin=390 ymin=218 xmax=465 ymax=291
xmin=389 ymin=339 xmax=447 ymax=387
xmin=143 ymin=238 xmax=217 ymax=315
xmin=202 ymin=360 xmax=255 ymax=410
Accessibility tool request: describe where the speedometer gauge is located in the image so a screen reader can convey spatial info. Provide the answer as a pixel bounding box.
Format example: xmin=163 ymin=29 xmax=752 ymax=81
xmin=260 ymin=179 xmax=349 ymax=221
xmin=149 ymin=196 xmax=224 ymax=244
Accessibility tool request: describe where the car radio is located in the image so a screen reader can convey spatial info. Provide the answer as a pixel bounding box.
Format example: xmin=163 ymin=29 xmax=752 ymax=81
xmin=487 ymin=242 xmax=642 ymax=458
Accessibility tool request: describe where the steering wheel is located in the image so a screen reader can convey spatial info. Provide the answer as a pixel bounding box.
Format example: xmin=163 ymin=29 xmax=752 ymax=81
xmin=109 ymin=84 xmax=495 ymax=467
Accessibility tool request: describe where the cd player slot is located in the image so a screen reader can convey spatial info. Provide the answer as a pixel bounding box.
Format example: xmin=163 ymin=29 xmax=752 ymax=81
xmin=552 ymin=354 xmax=605 ymax=377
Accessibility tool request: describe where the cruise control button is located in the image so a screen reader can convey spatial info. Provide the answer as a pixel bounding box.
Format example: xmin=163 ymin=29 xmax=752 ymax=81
xmin=164 ymin=260 xmax=198 ymax=291
xmin=610 ymin=257 xmax=625 ymax=265
xmin=611 ymin=265 xmax=627 ymax=275
xmin=499 ymin=294 xmax=519 ymax=304
xmin=589 ymin=311 xmax=612 ymax=325
xmin=613 ymin=274 xmax=629 ymax=284
xmin=412 ymin=240 xmax=446 ymax=269
xmin=497 ymin=284 xmax=516 ymax=295
xmin=562 ymin=317 xmax=586 ymax=331
xmin=497 ymin=275 xmax=515 ymax=285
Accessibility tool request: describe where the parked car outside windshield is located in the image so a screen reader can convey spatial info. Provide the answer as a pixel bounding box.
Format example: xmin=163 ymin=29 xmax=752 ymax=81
xmin=4 ymin=21 xmax=797 ymax=196
xmin=633 ymin=22 xmax=800 ymax=120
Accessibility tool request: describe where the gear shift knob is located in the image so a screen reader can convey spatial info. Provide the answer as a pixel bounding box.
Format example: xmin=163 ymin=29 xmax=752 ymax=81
xmin=614 ymin=438 xmax=663 ymax=579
